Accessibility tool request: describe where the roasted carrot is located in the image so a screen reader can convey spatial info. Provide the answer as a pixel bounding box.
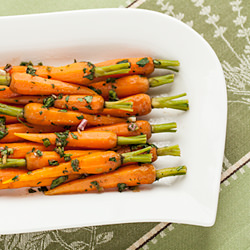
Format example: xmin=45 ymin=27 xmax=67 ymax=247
xmin=0 ymin=95 xmax=133 ymax=114
xmin=0 ymin=142 xmax=55 ymax=159
xmin=0 ymin=123 xmax=74 ymax=143
xmin=13 ymin=130 xmax=147 ymax=149
xmin=0 ymin=103 xmax=126 ymax=126
xmin=101 ymin=93 xmax=189 ymax=117
xmin=95 ymin=57 xmax=180 ymax=80
xmin=0 ymin=168 xmax=27 ymax=182
xmin=44 ymin=164 xmax=187 ymax=195
xmin=0 ymin=173 xmax=80 ymax=190
xmin=3 ymin=147 xmax=153 ymax=184
xmin=86 ymin=120 xmax=177 ymax=139
xmin=89 ymin=74 xmax=174 ymax=100
xmin=26 ymin=150 xmax=103 ymax=170
xmin=1 ymin=115 xmax=19 ymax=124
xmin=6 ymin=73 xmax=98 ymax=96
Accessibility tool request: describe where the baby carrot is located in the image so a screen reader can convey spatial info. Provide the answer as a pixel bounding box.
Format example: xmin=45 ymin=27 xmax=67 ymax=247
xmin=89 ymin=74 xmax=174 ymax=100
xmin=13 ymin=130 xmax=147 ymax=149
xmin=0 ymin=123 xmax=73 ymax=143
xmin=86 ymin=120 xmax=177 ymax=139
xmin=45 ymin=164 xmax=187 ymax=195
xmin=95 ymin=57 xmax=179 ymax=79
xmin=1 ymin=115 xmax=19 ymax=124
xmin=0 ymin=142 xmax=55 ymax=159
xmin=3 ymin=147 xmax=153 ymax=184
xmin=101 ymin=93 xmax=189 ymax=117
xmin=0 ymin=86 xmax=19 ymax=99
xmin=0 ymin=168 xmax=27 ymax=182
xmin=5 ymin=73 xmax=97 ymax=96
xmin=0 ymin=103 xmax=126 ymax=126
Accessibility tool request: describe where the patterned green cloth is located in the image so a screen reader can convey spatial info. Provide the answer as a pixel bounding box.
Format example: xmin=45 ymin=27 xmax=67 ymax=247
xmin=0 ymin=0 xmax=250 ymax=249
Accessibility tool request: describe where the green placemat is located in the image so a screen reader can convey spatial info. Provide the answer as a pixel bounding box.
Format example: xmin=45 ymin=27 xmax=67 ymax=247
xmin=1 ymin=0 xmax=250 ymax=249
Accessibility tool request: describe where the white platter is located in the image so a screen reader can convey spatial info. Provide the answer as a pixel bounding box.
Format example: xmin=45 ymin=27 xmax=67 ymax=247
xmin=0 ymin=8 xmax=227 ymax=234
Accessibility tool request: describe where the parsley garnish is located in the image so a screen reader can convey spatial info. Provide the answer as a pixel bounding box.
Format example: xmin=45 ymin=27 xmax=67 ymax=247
xmin=42 ymin=96 xmax=55 ymax=108
xmin=83 ymin=96 xmax=93 ymax=103
xmin=20 ymin=61 xmax=33 ymax=66
xmin=85 ymin=105 xmax=92 ymax=110
xmin=116 ymin=59 xmax=129 ymax=64
xmin=48 ymin=160 xmax=59 ymax=166
xmin=35 ymin=150 xmax=43 ymax=157
xmin=76 ymin=115 xmax=84 ymax=120
xmin=88 ymin=86 xmax=102 ymax=95
xmin=136 ymin=57 xmax=149 ymax=67
xmin=71 ymin=159 xmax=80 ymax=172
xmin=72 ymin=106 xmax=79 ymax=111
xmin=106 ymin=78 xmax=116 ymax=83
xmin=28 ymin=188 xmax=36 ymax=193
xmin=50 ymin=176 xmax=68 ymax=189
xmin=117 ymin=183 xmax=128 ymax=192
xmin=42 ymin=138 xmax=51 ymax=147
xmin=26 ymin=65 xmax=37 ymax=76
xmin=90 ymin=181 xmax=104 ymax=192
xmin=109 ymin=157 xmax=117 ymax=162
xmin=108 ymin=89 xmax=119 ymax=101
xmin=71 ymin=132 xmax=78 ymax=140
xmin=65 ymin=96 xmax=69 ymax=102
xmin=63 ymin=154 xmax=72 ymax=162
xmin=55 ymin=130 xmax=69 ymax=147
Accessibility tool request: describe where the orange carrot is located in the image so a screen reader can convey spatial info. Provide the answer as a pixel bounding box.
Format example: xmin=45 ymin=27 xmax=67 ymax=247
xmin=9 ymin=73 xmax=97 ymax=96
xmin=0 ymin=173 xmax=80 ymax=190
xmin=0 ymin=103 xmax=126 ymax=126
xmin=101 ymin=93 xmax=189 ymax=117
xmin=13 ymin=130 xmax=147 ymax=149
xmin=0 ymin=168 xmax=27 ymax=182
xmin=0 ymin=86 xmax=19 ymax=99
xmin=86 ymin=121 xmax=177 ymax=139
xmin=3 ymin=147 xmax=153 ymax=184
xmin=26 ymin=150 xmax=102 ymax=170
xmin=95 ymin=57 xmax=179 ymax=80
xmin=0 ymin=123 xmax=73 ymax=143
xmin=1 ymin=115 xmax=19 ymax=124
xmin=44 ymin=164 xmax=187 ymax=195
xmin=0 ymin=142 xmax=55 ymax=159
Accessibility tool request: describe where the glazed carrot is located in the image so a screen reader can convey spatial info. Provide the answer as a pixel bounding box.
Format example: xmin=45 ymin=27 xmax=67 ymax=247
xmin=13 ymin=130 xmax=147 ymax=149
xmin=0 ymin=86 xmax=19 ymax=99
xmin=3 ymin=147 xmax=153 ymax=184
xmin=0 ymin=123 xmax=73 ymax=143
xmin=1 ymin=115 xmax=19 ymax=124
xmin=89 ymin=74 xmax=174 ymax=100
xmin=0 ymin=103 xmax=126 ymax=126
xmin=0 ymin=173 xmax=80 ymax=190
xmin=95 ymin=57 xmax=180 ymax=80
xmin=0 ymin=65 xmax=37 ymax=74
xmin=8 ymin=73 xmax=97 ymax=96
xmin=45 ymin=164 xmax=187 ymax=195
xmin=26 ymin=150 xmax=103 ymax=170
xmin=0 ymin=142 xmax=55 ymax=159
xmin=101 ymin=93 xmax=189 ymax=117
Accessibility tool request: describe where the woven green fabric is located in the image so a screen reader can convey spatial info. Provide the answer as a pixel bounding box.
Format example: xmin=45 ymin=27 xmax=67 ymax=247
xmin=0 ymin=0 xmax=250 ymax=249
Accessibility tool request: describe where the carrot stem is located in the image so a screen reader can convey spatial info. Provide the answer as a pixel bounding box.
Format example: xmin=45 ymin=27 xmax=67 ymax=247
xmin=149 ymin=74 xmax=174 ymax=87
xmin=0 ymin=158 xmax=26 ymax=169
xmin=122 ymin=154 xmax=152 ymax=164
xmin=95 ymin=63 xmax=130 ymax=77
xmin=117 ymin=134 xmax=147 ymax=145
xmin=151 ymin=122 xmax=177 ymax=133
xmin=0 ymin=103 xmax=23 ymax=117
xmin=151 ymin=93 xmax=189 ymax=111
xmin=0 ymin=75 xmax=11 ymax=86
xmin=153 ymin=59 xmax=180 ymax=69
xmin=156 ymin=145 xmax=181 ymax=157
xmin=105 ymin=97 xmax=133 ymax=112
xmin=155 ymin=165 xmax=187 ymax=180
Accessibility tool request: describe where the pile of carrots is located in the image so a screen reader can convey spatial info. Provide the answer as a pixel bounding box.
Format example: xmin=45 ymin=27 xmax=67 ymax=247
xmin=0 ymin=57 xmax=188 ymax=195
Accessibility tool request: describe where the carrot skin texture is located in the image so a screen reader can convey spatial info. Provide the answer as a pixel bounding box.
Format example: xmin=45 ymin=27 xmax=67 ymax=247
xmin=7 ymin=151 xmax=121 ymax=182
xmin=89 ymin=75 xmax=149 ymax=100
xmin=26 ymin=150 xmax=103 ymax=170
xmin=0 ymin=96 xmax=44 ymax=105
xmin=0 ymin=168 xmax=27 ymax=182
xmin=1 ymin=115 xmax=19 ymax=124
xmin=45 ymin=164 xmax=156 ymax=195
xmin=14 ymin=131 xmax=118 ymax=149
xmin=86 ymin=120 xmax=152 ymax=139
xmin=0 ymin=86 xmax=19 ymax=99
xmin=10 ymin=73 xmax=97 ymax=96
xmin=0 ymin=123 xmax=70 ymax=143
xmin=0 ymin=142 xmax=55 ymax=159
xmin=101 ymin=94 xmax=152 ymax=117
xmin=23 ymin=103 xmax=126 ymax=126
xmin=95 ymin=57 xmax=154 ymax=80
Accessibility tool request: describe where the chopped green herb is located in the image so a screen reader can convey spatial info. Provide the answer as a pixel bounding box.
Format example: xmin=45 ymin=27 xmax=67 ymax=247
xmin=0 ymin=117 xmax=8 ymax=140
xmin=83 ymin=74 xmax=94 ymax=80
xmin=74 ymin=59 xmax=77 ymax=63
xmin=106 ymin=78 xmax=116 ymax=83
xmin=47 ymin=75 xmax=51 ymax=79
xmin=65 ymin=96 xmax=69 ymax=102
xmin=88 ymin=86 xmax=102 ymax=95
xmin=42 ymin=96 xmax=55 ymax=108
xmin=64 ymin=154 xmax=72 ymax=162
xmin=46 ymin=66 xmax=52 ymax=72
xmin=109 ymin=157 xmax=117 ymax=162
xmin=108 ymin=89 xmax=119 ymax=101
xmin=35 ymin=150 xmax=43 ymax=157
xmin=28 ymin=188 xmax=36 ymax=193
xmin=117 ymin=59 xmax=129 ymax=64
xmin=65 ymin=104 xmax=69 ymax=109
xmin=55 ymin=130 xmax=69 ymax=147
xmin=117 ymin=183 xmax=128 ymax=192
xmin=0 ymin=88 xmax=6 ymax=91
xmin=71 ymin=132 xmax=78 ymax=140
xmin=90 ymin=181 xmax=104 ymax=192
xmin=57 ymin=94 xmax=63 ymax=99
xmin=83 ymin=96 xmax=93 ymax=104
xmin=50 ymin=176 xmax=68 ymax=189
xmin=38 ymin=62 xmax=43 ymax=66
xmin=51 ymin=84 xmax=55 ymax=88
xmin=136 ymin=57 xmax=149 ymax=67
xmin=76 ymin=115 xmax=84 ymax=120
xmin=85 ymin=105 xmax=92 ymax=110
xmin=27 ymin=171 xmax=32 ymax=175
xmin=20 ymin=61 xmax=33 ymax=66
xmin=54 ymin=147 xmax=65 ymax=158
xmin=58 ymin=109 xmax=68 ymax=112
xmin=12 ymin=175 xmax=19 ymax=182
xmin=48 ymin=160 xmax=59 ymax=166
xmin=77 ymin=98 xmax=83 ymax=102
xmin=72 ymin=106 xmax=79 ymax=111
xmin=42 ymin=138 xmax=51 ymax=147
xmin=71 ymin=159 xmax=80 ymax=172
xmin=111 ymin=84 xmax=117 ymax=89
xmin=26 ymin=65 xmax=37 ymax=76
xmin=38 ymin=186 xmax=48 ymax=192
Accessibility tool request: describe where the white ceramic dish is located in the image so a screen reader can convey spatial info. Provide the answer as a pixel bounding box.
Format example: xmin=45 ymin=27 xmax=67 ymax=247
xmin=0 ymin=8 xmax=227 ymax=234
